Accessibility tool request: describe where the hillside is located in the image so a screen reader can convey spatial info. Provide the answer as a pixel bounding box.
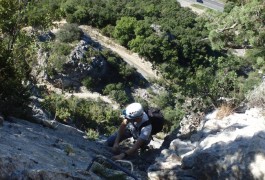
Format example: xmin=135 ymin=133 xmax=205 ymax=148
xmin=0 ymin=116 xmax=163 ymax=179
xmin=0 ymin=0 xmax=265 ymax=179
xmin=1 ymin=95 xmax=265 ymax=179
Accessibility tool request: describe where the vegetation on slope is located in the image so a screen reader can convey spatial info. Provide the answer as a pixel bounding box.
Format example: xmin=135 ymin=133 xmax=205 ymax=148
xmin=0 ymin=0 xmax=264 ymax=135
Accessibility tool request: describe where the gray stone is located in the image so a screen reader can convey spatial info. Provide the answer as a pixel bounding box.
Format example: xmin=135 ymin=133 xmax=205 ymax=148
xmin=148 ymin=108 xmax=265 ymax=180
xmin=0 ymin=118 xmax=110 ymax=179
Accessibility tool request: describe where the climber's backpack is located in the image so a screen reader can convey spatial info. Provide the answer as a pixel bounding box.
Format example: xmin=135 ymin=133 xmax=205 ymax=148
xmin=140 ymin=108 xmax=164 ymax=135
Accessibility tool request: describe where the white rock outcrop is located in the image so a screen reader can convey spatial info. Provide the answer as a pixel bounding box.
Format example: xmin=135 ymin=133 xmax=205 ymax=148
xmin=148 ymin=108 xmax=265 ymax=180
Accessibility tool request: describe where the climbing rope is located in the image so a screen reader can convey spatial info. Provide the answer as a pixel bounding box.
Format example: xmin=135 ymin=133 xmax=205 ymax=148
xmin=115 ymin=159 xmax=134 ymax=173
xmin=86 ymin=155 xmax=138 ymax=180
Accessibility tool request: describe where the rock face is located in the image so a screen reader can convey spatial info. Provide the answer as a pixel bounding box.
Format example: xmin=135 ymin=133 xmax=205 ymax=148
xmin=33 ymin=32 xmax=107 ymax=89
xmin=148 ymin=108 xmax=265 ymax=180
xmin=0 ymin=118 xmax=112 ymax=179
xmin=62 ymin=40 xmax=107 ymax=80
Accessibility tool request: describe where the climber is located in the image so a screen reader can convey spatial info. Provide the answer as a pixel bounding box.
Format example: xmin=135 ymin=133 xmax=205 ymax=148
xmin=106 ymin=102 xmax=152 ymax=160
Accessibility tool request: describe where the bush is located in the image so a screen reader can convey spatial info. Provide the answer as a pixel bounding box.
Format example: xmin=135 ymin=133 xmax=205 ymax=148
xmin=246 ymin=81 xmax=265 ymax=109
xmin=41 ymin=93 xmax=121 ymax=134
xmin=103 ymin=83 xmax=130 ymax=105
xmin=51 ymin=43 xmax=72 ymax=56
xmin=82 ymin=77 xmax=96 ymax=90
xmin=224 ymin=2 xmax=236 ymax=13
xmin=101 ymin=25 xmax=115 ymax=37
xmin=109 ymin=90 xmax=130 ymax=105
xmin=0 ymin=44 xmax=31 ymax=117
xmin=86 ymin=128 xmax=99 ymax=140
xmin=48 ymin=54 xmax=67 ymax=73
xmin=56 ymin=23 xmax=83 ymax=43
xmin=152 ymin=91 xmax=175 ymax=109
xmin=162 ymin=106 xmax=185 ymax=132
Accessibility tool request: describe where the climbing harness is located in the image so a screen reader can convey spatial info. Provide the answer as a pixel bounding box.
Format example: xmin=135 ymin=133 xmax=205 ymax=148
xmin=86 ymin=155 xmax=138 ymax=180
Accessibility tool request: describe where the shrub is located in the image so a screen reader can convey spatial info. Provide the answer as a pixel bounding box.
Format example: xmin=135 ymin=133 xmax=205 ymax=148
xmin=224 ymin=2 xmax=236 ymax=13
xmin=51 ymin=43 xmax=72 ymax=56
xmin=152 ymin=91 xmax=175 ymax=109
xmin=56 ymin=107 xmax=71 ymax=122
xmin=163 ymin=106 xmax=185 ymax=132
xmin=64 ymin=144 xmax=74 ymax=155
xmin=41 ymin=93 xmax=121 ymax=134
xmin=216 ymin=103 xmax=234 ymax=120
xmin=56 ymin=23 xmax=83 ymax=43
xmin=48 ymin=54 xmax=67 ymax=73
xmin=86 ymin=128 xmax=99 ymax=140
xmin=101 ymin=24 xmax=115 ymax=37
xmin=109 ymin=90 xmax=130 ymax=105
xmin=103 ymin=83 xmax=130 ymax=105
xmin=82 ymin=77 xmax=96 ymax=90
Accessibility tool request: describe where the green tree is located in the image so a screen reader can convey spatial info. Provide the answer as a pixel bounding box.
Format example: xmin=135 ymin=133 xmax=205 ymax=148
xmin=113 ymin=16 xmax=137 ymax=46
xmin=207 ymin=1 xmax=265 ymax=50
xmin=0 ymin=0 xmax=54 ymax=116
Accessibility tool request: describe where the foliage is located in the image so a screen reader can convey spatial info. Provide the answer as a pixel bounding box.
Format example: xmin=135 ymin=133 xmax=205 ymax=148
xmin=103 ymin=83 xmax=130 ymax=105
xmin=206 ymin=1 xmax=265 ymax=50
xmin=25 ymin=0 xmax=62 ymax=28
xmin=56 ymin=23 xmax=83 ymax=43
xmin=162 ymin=106 xmax=185 ymax=132
xmin=113 ymin=16 xmax=137 ymax=46
xmin=47 ymin=54 xmax=67 ymax=73
xmin=245 ymin=49 xmax=265 ymax=72
xmin=64 ymin=144 xmax=74 ymax=155
xmin=1 ymin=0 xmax=264 ymax=135
xmin=101 ymin=24 xmax=115 ymax=37
xmin=0 ymin=0 xmax=53 ymax=117
xmin=223 ymin=1 xmax=236 ymax=13
xmin=41 ymin=93 xmax=121 ymax=134
xmin=82 ymin=77 xmax=97 ymax=90
xmin=45 ymin=42 xmax=71 ymax=74
xmin=152 ymin=91 xmax=175 ymax=109
xmin=86 ymin=128 xmax=99 ymax=140
xmin=51 ymin=42 xmax=72 ymax=56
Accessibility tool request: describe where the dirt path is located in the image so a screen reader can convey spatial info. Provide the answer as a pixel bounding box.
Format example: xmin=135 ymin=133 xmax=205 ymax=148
xmin=79 ymin=25 xmax=160 ymax=80
xmin=39 ymin=82 xmax=120 ymax=109
xmin=50 ymin=21 xmax=163 ymax=108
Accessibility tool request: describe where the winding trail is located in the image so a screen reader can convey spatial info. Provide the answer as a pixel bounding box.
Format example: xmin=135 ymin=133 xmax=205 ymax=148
xmin=50 ymin=21 xmax=161 ymax=108
xmin=39 ymin=82 xmax=120 ymax=109
xmin=79 ymin=25 xmax=160 ymax=80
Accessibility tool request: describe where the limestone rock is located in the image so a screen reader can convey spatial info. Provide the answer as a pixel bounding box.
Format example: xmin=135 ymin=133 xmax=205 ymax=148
xmin=32 ymin=32 xmax=108 ymax=90
xmin=0 ymin=118 xmax=111 ymax=179
xmin=148 ymin=108 xmax=265 ymax=180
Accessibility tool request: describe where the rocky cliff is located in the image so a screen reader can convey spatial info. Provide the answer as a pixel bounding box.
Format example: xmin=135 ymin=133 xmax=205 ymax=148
xmin=3 ymin=22 xmax=265 ymax=180
xmin=1 ymin=105 xmax=265 ymax=180
xmin=149 ymin=107 xmax=265 ymax=180
xmin=0 ymin=116 xmax=162 ymax=179
xmin=0 ymin=117 xmax=105 ymax=179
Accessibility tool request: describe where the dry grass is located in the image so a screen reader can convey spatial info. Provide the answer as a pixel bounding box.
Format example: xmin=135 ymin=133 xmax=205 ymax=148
xmin=154 ymin=132 xmax=167 ymax=139
xmin=216 ymin=103 xmax=235 ymax=120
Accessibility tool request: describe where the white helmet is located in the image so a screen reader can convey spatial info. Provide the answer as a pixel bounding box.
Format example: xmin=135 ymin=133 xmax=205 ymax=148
xmin=123 ymin=103 xmax=144 ymax=120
